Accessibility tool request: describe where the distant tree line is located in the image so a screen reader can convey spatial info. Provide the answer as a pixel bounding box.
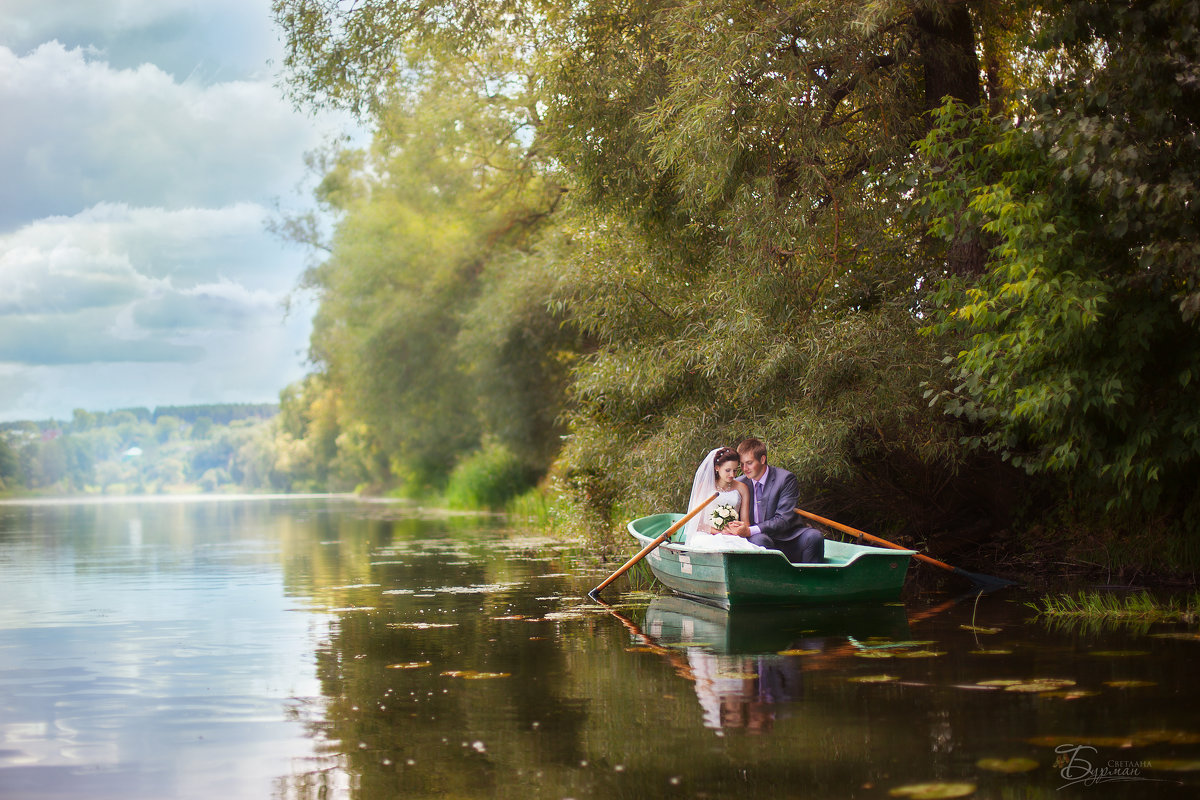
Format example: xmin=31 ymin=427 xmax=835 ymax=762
xmin=263 ymin=0 xmax=1200 ymax=569
xmin=0 ymin=404 xmax=331 ymax=496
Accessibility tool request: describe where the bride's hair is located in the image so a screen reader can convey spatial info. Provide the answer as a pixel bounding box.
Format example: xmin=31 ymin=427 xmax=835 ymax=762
xmin=712 ymin=447 xmax=738 ymax=475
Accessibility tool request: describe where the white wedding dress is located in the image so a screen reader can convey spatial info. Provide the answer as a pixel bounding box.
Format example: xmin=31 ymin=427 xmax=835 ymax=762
xmin=682 ymin=449 xmax=767 ymax=553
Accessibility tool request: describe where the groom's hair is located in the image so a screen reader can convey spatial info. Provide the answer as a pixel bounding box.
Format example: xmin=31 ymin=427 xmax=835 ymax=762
xmin=737 ymin=438 xmax=767 ymax=461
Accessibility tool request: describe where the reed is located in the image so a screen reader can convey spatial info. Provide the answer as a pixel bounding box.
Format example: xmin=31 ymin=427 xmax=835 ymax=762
xmin=1029 ymin=590 xmax=1200 ymax=624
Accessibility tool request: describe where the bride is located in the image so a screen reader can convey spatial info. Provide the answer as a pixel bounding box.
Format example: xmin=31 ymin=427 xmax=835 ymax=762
xmin=682 ymin=447 xmax=766 ymax=552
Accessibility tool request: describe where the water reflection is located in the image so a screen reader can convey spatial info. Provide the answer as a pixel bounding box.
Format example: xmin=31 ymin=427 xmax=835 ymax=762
xmin=2 ymin=497 xmax=1199 ymax=800
xmin=635 ymin=597 xmax=912 ymax=732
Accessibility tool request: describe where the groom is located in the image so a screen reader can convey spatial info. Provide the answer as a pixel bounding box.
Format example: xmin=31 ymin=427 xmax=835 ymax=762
xmin=725 ymin=438 xmax=824 ymax=563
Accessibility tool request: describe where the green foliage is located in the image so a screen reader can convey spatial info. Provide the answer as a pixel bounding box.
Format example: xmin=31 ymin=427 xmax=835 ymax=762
xmin=1029 ymin=591 xmax=1200 ymax=625
xmin=915 ymin=0 xmax=1200 ymax=515
xmin=444 ymin=442 xmax=538 ymax=509
xmin=0 ymin=404 xmax=292 ymax=496
xmin=270 ymin=0 xmax=1200 ymax=566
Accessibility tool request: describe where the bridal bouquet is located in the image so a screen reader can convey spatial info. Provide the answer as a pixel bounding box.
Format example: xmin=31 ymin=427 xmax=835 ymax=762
xmin=709 ymin=503 xmax=737 ymax=531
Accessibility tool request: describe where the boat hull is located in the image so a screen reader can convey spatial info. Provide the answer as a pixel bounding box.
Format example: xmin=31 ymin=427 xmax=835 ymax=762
xmin=629 ymin=513 xmax=915 ymax=609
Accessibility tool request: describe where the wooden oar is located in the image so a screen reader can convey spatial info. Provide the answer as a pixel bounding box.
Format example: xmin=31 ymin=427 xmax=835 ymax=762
xmin=588 ymin=492 xmax=718 ymax=601
xmin=795 ymin=507 xmax=1016 ymax=588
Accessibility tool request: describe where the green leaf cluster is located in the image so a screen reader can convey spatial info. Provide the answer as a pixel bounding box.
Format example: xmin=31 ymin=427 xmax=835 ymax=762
xmin=915 ymin=0 xmax=1200 ymax=515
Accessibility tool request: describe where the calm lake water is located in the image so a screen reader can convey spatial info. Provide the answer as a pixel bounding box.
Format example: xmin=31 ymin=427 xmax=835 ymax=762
xmin=1 ymin=496 xmax=1197 ymax=799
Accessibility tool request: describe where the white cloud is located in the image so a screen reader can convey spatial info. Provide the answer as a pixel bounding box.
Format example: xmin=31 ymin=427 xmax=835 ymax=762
xmin=0 ymin=0 xmax=281 ymax=81
xmin=0 ymin=2 xmax=348 ymax=421
xmin=0 ymin=42 xmax=344 ymax=228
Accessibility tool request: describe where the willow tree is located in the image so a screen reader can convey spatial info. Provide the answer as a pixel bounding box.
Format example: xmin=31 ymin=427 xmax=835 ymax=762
xmin=275 ymin=38 xmax=572 ymax=492
xmin=274 ymin=1 xmax=1041 ymax=534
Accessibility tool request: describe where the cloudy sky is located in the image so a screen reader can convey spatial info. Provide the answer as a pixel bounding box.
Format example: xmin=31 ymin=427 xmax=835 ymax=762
xmin=0 ymin=0 xmax=355 ymax=421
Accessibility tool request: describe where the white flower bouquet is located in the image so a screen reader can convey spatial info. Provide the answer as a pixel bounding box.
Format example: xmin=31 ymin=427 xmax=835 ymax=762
xmin=709 ymin=503 xmax=737 ymax=531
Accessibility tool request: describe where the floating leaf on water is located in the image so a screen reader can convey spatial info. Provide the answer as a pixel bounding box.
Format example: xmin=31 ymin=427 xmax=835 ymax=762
xmin=1026 ymin=735 xmax=1137 ymax=748
xmin=976 ymin=679 xmax=1025 ymax=687
xmin=1149 ymin=632 xmax=1200 ymax=642
xmin=969 ymin=649 xmax=1013 ymax=655
xmin=849 ymin=674 xmax=898 ymax=683
xmin=1132 ymin=730 xmax=1200 ymax=745
xmin=386 ymin=661 xmax=432 ymax=670
xmin=1144 ymin=760 xmax=1200 ymax=771
xmin=778 ymin=648 xmax=822 ymax=656
xmin=1104 ymin=680 xmax=1156 ymax=688
xmin=976 ymin=757 xmax=1038 ymax=773
xmin=441 ymin=670 xmax=511 ymax=679
xmin=855 ymin=651 xmax=895 ymax=659
xmin=887 ymin=781 xmax=976 ymax=799
xmin=1005 ymin=679 xmax=1077 ymax=693
xmin=960 ymin=625 xmax=1001 ymax=634
xmin=1089 ymin=650 xmax=1151 ymax=657
xmin=1039 ymin=689 xmax=1100 ymax=700
xmin=492 ymin=615 xmax=525 ymax=621
xmin=895 ymin=650 xmax=946 ymax=658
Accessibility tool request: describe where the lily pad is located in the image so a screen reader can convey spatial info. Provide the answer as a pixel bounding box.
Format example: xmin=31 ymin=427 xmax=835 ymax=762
xmin=778 ymin=648 xmax=822 ymax=656
xmin=441 ymin=670 xmax=511 ymax=679
xmin=969 ymin=649 xmax=1013 ymax=655
xmin=1104 ymin=680 xmax=1156 ymax=688
xmin=849 ymin=674 xmax=899 ymax=683
xmin=976 ymin=679 xmax=1025 ymax=687
xmin=960 ymin=625 xmax=1001 ymax=634
xmin=1150 ymin=632 xmax=1200 ymax=642
xmin=386 ymin=661 xmax=432 ymax=669
xmin=895 ymin=650 xmax=946 ymax=658
xmin=1027 ymin=735 xmax=1137 ymax=748
xmin=1005 ymin=679 xmax=1077 ymax=693
xmin=1039 ymin=689 xmax=1100 ymax=700
xmin=855 ymin=651 xmax=895 ymax=659
xmin=1089 ymin=650 xmax=1150 ymax=657
xmin=461 ymin=671 xmax=511 ymax=680
xmin=1132 ymin=729 xmax=1200 ymax=745
xmin=888 ymin=781 xmax=976 ymax=799
xmin=976 ymin=757 xmax=1038 ymax=773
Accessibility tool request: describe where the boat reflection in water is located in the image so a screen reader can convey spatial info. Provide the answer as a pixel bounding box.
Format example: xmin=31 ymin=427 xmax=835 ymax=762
xmin=641 ymin=596 xmax=911 ymax=732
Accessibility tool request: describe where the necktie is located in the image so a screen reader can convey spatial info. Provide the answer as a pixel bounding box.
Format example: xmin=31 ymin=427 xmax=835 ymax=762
xmin=753 ymin=481 xmax=763 ymax=524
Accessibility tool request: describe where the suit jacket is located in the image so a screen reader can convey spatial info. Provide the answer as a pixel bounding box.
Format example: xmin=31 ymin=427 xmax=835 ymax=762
xmin=738 ymin=466 xmax=804 ymax=544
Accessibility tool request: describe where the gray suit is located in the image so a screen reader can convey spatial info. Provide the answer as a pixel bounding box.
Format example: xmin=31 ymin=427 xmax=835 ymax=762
xmin=738 ymin=467 xmax=824 ymax=563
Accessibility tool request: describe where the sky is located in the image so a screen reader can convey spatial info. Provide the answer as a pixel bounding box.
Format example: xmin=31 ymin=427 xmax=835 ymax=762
xmin=0 ymin=0 xmax=356 ymax=422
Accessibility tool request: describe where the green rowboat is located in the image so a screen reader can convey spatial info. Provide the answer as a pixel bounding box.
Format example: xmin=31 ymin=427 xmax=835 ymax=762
xmin=629 ymin=513 xmax=916 ymax=608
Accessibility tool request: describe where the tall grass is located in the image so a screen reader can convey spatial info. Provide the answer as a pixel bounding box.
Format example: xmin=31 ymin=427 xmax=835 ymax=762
xmin=444 ymin=443 xmax=537 ymax=509
xmin=1029 ymin=591 xmax=1200 ymax=624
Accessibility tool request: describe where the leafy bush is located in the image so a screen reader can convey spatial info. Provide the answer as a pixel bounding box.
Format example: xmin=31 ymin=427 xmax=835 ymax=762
xmin=444 ymin=443 xmax=538 ymax=509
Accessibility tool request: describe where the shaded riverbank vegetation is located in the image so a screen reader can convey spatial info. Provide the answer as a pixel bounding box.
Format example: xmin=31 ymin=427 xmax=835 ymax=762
xmin=15 ymin=2 xmax=1194 ymax=580
xmin=261 ymin=0 xmax=1200 ymax=578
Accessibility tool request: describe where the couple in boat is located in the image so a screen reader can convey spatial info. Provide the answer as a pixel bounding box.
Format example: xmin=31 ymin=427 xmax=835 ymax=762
xmin=682 ymin=438 xmax=824 ymax=563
